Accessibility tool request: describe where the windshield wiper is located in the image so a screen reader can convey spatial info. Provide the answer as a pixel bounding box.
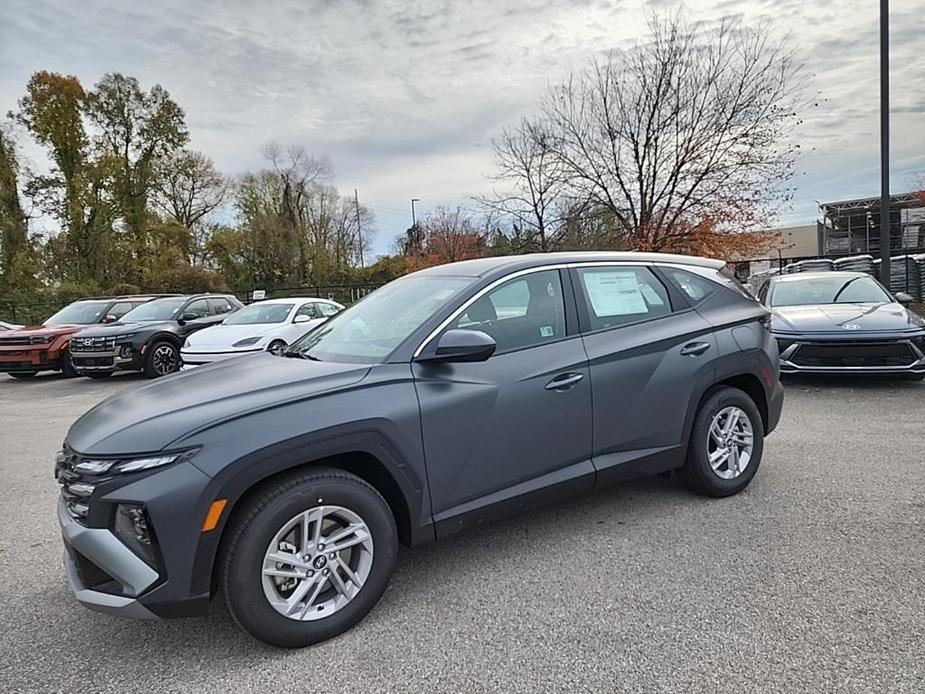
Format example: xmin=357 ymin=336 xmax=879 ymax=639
xmin=282 ymin=349 xmax=322 ymax=361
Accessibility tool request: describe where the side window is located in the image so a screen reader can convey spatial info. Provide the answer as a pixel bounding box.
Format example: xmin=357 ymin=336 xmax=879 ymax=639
xmin=317 ymin=302 xmax=340 ymax=317
xmin=108 ymin=302 xmax=133 ymax=319
xmin=450 ymin=269 xmax=566 ymax=354
xmin=208 ymin=297 xmax=234 ymax=315
xmin=295 ymin=303 xmax=320 ymax=320
xmin=666 ymin=269 xmax=717 ymax=305
xmin=576 ymin=266 xmax=672 ymax=331
xmin=184 ymin=299 xmax=210 ymax=318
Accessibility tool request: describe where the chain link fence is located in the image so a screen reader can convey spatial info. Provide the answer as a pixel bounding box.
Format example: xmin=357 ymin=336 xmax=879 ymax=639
xmin=0 ymin=283 xmax=385 ymax=326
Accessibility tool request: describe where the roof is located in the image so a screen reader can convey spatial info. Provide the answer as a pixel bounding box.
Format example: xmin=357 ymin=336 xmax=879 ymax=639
xmin=416 ymin=251 xmax=726 ymax=278
xmin=770 ymin=271 xmax=869 ymax=282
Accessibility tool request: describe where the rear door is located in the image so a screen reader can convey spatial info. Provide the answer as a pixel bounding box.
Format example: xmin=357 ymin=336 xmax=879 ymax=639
xmin=413 ymin=268 xmax=594 ymax=536
xmin=571 ymin=264 xmax=717 ymax=484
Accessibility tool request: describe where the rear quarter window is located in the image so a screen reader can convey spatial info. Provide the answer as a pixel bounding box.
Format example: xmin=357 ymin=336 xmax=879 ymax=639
xmin=665 ymin=269 xmax=717 ymax=305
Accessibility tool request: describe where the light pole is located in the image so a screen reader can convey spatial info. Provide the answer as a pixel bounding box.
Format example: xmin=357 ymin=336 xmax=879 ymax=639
xmin=411 ymin=198 xmax=420 ymax=227
xmin=879 ymin=0 xmax=890 ymax=280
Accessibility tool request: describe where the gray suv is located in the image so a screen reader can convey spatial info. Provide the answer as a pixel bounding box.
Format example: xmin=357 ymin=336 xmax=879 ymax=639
xmin=56 ymin=252 xmax=784 ymax=647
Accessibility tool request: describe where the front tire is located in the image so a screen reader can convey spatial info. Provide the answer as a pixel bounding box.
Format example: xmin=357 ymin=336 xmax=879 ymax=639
xmin=677 ymin=386 xmax=764 ymax=497
xmin=221 ymin=468 xmax=398 ymax=648
xmin=143 ymin=340 xmax=180 ymax=378
xmin=60 ymin=350 xmax=78 ymax=378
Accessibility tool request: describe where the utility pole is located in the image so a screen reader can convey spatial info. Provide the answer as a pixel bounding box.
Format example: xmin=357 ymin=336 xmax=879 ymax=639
xmin=879 ymin=0 xmax=890 ymax=281
xmin=354 ymin=189 xmax=364 ymax=267
xmin=411 ymin=198 xmax=420 ymax=227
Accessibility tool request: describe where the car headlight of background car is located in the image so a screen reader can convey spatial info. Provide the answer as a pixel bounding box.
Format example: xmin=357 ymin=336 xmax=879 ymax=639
xmin=29 ymin=335 xmax=52 ymax=344
xmin=232 ymin=336 xmax=262 ymax=347
xmin=113 ymin=333 xmax=135 ymax=341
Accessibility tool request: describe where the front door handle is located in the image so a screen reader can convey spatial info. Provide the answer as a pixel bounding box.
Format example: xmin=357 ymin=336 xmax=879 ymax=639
xmin=545 ymin=372 xmax=584 ymax=391
xmin=680 ymin=341 xmax=711 ymax=357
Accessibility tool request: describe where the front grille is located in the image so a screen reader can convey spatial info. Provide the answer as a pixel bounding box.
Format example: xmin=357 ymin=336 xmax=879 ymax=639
xmin=70 ymin=336 xmax=116 ymax=352
xmin=55 ymin=450 xmax=112 ymax=524
xmin=0 ymin=336 xmax=31 ymax=345
xmin=791 ymin=341 xmax=916 ymax=368
xmin=72 ymin=356 xmax=115 ymax=367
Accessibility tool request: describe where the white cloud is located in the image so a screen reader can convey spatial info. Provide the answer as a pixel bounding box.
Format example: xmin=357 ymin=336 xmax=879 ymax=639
xmin=1 ymin=0 xmax=922 ymax=255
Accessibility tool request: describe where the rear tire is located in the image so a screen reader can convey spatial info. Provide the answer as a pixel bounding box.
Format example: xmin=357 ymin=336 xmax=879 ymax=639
xmin=143 ymin=340 xmax=180 ymax=378
xmin=9 ymin=371 xmax=37 ymax=379
xmin=677 ymin=386 xmax=764 ymax=497
xmin=221 ymin=467 xmax=398 ymax=648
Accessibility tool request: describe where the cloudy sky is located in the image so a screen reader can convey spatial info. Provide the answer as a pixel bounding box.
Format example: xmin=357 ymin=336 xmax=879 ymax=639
xmin=2 ymin=0 xmax=924 ymax=256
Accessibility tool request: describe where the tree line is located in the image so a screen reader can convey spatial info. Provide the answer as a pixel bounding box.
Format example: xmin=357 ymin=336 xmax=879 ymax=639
xmin=0 ymin=13 xmax=805 ymax=313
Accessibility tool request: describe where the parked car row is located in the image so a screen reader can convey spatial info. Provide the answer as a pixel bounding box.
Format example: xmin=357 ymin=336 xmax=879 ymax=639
xmin=0 ymin=294 xmax=343 ymax=380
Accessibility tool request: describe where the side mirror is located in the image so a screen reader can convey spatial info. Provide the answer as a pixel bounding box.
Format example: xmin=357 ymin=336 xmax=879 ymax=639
xmin=293 ymin=314 xmax=313 ymax=324
xmin=180 ymin=312 xmax=199 ymax=322
xmin=417 ymin=329 xmax=496 ymax=363
xmin=895 ymin=292 xmax=913 ymax=305
xmin=101 ymin=314 xmax=117 ymax=324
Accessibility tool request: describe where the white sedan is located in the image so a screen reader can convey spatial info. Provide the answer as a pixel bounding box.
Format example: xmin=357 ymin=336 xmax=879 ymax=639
xmin=180 ymin=297 xmax=343 ymax=367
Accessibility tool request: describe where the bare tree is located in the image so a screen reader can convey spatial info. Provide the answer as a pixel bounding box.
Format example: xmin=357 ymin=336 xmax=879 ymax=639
xmin=476 ymin=117 xmax=569 ymax=252
xmin=539 ymin=13 xmax=806 ymax=251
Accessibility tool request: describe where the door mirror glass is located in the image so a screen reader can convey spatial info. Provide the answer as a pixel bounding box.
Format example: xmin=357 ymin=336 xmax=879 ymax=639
xmin=418 ymin=329 xmax=496 ymax=363
xmin=895 ymin=292 xmax=913 ymax=305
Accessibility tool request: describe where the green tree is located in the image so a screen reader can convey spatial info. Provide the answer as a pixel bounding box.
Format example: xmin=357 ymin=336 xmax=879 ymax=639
xmin=86 ymin=73 xmax=188 ymax=280
xmin=0 ymin=127 xmax=35 ymax=293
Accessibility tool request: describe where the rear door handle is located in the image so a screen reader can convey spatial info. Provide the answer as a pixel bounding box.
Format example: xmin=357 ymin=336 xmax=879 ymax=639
xmin=545 ymin=373 xmax=584 ymax=391
xmin=680 ymin=341 xmax=711 ymax=357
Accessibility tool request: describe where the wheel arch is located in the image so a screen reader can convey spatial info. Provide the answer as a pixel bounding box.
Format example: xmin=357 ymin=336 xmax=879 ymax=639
xmin=711 ymin=373 xmax=769 ymax=433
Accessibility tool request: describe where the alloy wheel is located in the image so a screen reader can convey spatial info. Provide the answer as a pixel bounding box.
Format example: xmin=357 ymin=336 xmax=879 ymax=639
xmin=707 ymin=406 xmax=754 ymax=480
xmin=152 ymin=344 xmax=179 ymax=375
xmin=261 ymin=505 xmax=374 ymax=622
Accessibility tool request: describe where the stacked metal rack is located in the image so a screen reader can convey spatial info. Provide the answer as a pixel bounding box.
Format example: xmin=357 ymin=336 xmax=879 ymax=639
xmin=832 ymin=254 xmax=876 ymax=275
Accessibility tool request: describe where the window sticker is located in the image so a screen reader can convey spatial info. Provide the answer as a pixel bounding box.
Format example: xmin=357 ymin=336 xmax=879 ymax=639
xmin=539 ymin=325 xmax=554 ymax=337
xmin=582 ymin=271 xmax=648 ymax=316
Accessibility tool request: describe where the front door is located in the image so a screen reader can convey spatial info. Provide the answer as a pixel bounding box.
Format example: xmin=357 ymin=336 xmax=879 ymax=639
xmin=413 ymin=268 xmax=593 ymax=537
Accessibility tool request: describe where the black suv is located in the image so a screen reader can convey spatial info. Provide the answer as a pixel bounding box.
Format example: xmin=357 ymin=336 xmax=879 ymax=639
xmin=69 ymin=294 xmax=243 ymax=378
xmin=57 ymin=253 xmax=783 ymax=647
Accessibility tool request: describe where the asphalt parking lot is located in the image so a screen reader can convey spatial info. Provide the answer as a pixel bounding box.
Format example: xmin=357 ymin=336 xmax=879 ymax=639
xmin=1 ymin=373 xmax=923 ymax=693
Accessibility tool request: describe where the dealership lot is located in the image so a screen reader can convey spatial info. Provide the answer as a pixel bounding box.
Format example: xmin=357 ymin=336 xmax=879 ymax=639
xmin=1 ymin=373 xmax=923 ymax=693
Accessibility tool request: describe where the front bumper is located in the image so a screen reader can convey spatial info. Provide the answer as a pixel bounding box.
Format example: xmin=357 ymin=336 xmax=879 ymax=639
xmin=58 ymin=498 xmax=160 ymax=618
xmin=70 ymin=347 xmax=140 ymax=372
xmin=777 ymin=335 xmax=925 ymax=374
xmin=0 ymin=345 xmax=58 ymax=372
xmin=56 ymin=458 xmax=218 ymax=620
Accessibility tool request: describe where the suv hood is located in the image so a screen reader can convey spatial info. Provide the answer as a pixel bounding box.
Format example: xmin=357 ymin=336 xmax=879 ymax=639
xmin=771 ymin=302 xmax=925 ymax=333
xmin=0 ymin=324 xmax=83 ymax=338
xmin=66 ymin=353 xmax=370 ymax=454
xmin=75 ymin=320 xmax=181 ymax=337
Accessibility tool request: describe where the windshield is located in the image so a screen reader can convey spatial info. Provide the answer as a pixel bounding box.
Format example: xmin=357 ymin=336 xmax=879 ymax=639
xmin=120 ymin=297 xmax=187 ymax=322
xmin=45 ymin=301 xmax=110 ymax=325
xmin=224 ymin=303 xmax=294 ymax=325
xmin=771 ymin=276 xmax=892 ymax=307
xmin=289 ymin=275 xmax=471 ymax=363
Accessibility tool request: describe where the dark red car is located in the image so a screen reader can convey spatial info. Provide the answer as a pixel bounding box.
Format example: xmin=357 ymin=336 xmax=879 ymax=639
xmin=0 ymin=296 xmax=172 ymax=379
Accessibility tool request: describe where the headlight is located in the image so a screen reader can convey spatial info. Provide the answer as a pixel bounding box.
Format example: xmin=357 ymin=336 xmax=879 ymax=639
xmin=74 ymin=453 xmax=181 ymax=474
xmin=29 ymin=335 xmax=51 ymax=344
xmin=232 ymin=336 xmax=262 ymax=347
xmin=113 ymin=503 xmax=158 ymax=566
xmin=113 ymin=333 xmax=135 ymax=341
